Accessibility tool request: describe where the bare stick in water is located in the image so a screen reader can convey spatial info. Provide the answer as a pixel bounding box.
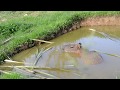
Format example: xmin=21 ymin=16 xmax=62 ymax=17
xmin=32 ymin=39 xmax=54 ymax=44
xmin=89 ymin=28 xmax=120 ymax=42
xmin=94 ymin=50 xmax=120 ymax=58
xmin=4 ymin=59 xmax=24 ymax=64
xmin=0 ymin=66 xmax=71 ymax=72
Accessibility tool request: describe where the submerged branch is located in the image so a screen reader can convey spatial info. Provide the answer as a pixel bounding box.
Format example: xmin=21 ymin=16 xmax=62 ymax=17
xmin=33 ymin=47 xmax=53 ymax=66
xmin=4 ymin=59 xmax=24 ymax=64
xmin=94 ymin=50 xmax=120 ymax=58
xmin=0 ymin=66 xmax=71 ymax=72
xmin=33 ymin=48 xmax=44 ymax=66
xmin=32 ymin=39 xmax=54 ymax=44
xmin=89 ymin=28 xmax=120 ymax=42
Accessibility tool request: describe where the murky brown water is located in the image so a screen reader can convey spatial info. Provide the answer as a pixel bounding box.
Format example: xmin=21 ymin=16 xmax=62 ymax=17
xmin=2 ymin=26 xmax=120 ymax=79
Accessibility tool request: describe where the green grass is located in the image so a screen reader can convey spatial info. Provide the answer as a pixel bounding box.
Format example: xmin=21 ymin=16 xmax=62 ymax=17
xmin=1 ymin=11 xmax=120 ymax=62
xmin=0 ymin=72 xmax=26 ymax=79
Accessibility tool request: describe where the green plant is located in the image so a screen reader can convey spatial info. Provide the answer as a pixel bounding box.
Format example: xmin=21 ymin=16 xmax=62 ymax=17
xmin=0 ymin=23 xmax=34 ymax=36
xmin=0 ymin=72 xmax=26 ymax=79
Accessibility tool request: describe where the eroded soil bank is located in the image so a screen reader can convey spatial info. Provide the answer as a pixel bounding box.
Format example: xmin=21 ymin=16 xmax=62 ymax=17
xmin=80 ymin=16 xmax=120 ymax=26
xmin=6 ymin=16 xmax=120 ymax=60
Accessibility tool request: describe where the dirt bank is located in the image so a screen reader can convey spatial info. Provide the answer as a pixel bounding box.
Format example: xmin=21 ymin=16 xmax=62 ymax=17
xmin=7 ymin=16 xmax=120 ymax=58
xmin=80 ymin=16 xmax=120 ymax=26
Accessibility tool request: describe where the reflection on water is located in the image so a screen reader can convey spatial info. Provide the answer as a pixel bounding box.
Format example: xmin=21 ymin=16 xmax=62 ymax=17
xmin=2 ymin=26 xmax=120 ymax=79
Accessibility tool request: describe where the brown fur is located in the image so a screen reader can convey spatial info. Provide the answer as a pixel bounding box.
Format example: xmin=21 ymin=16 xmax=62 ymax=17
xmin=62 ymin=43 xmax=103 ymax=65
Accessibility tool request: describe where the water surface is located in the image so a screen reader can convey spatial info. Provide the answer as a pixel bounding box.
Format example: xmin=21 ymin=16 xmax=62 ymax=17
xmin=3 ymin=26 xmax=120 ymax=79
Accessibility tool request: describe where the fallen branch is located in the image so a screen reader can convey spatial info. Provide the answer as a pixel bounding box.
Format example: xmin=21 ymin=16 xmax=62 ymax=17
xmin=33 ymin=47 xmax=53 ymax=66
xmin=89 ymin=28 xmax=120 ymax=42
xmin=0 ymin=66 xmax=71 ymax=72
xmin=32 ymin=39 xmax=54 ymax=44
xmin=14 ymin=67 xmax=59 ymax=79
xmin=33 ymin=48 xmax=44 ymax=66
xmin=94 ymin=50 xmax=120 ymax=58
xmin=4 ymin=59 xmax=24 ymax=64
xmin=33 ymin=70 xmax=60 ymax=79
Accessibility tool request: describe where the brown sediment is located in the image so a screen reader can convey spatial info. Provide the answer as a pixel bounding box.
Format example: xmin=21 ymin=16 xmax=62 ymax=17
xmin=7 ymin=16 xmax=120 ymax=58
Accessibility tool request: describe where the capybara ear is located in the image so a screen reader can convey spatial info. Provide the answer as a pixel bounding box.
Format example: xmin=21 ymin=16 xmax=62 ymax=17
xmin=79 ymin=43 xmax=82 ymax=48
xmin=79 ymin=43 xmax=81 ymax=45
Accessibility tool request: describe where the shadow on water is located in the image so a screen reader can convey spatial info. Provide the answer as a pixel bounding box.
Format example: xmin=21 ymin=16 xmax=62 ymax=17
xmin=2 ymin=26 xmax=120 ymax=79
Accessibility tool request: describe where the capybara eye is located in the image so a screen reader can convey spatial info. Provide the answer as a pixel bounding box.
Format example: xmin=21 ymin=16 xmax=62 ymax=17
xmin=70 ymin=46 xmax=74 ymax=48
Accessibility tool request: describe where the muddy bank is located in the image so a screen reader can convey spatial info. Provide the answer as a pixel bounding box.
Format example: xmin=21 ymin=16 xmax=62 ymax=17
xmin=7 ymin=16 xmax=120 ymax=58
xmin=80 ymin=16 xmax=120 ymax=26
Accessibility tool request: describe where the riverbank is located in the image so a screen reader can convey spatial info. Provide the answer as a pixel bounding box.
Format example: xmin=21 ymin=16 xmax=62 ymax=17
xmin=81 ymin=16 xmax=120 ymax=26
xmin=0 ymin=11 xmax=120 ymax=63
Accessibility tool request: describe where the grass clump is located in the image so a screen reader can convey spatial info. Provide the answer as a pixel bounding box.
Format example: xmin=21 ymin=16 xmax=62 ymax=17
xmin=0 ymin=72 xmax=26 ymax=79
xmin=0 ymin=23 xmax=34 ymax=36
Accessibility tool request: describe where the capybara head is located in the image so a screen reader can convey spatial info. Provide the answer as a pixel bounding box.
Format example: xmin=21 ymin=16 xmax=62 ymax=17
xmin=62 ymin=43 xmax=82 ymax=54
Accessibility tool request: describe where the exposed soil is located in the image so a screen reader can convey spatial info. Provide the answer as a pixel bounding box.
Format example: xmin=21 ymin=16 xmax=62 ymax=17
xmin=80 ymin=16 xmax=120 ymax=26
xmin=7 ymin=16 xmax=120 ymax=58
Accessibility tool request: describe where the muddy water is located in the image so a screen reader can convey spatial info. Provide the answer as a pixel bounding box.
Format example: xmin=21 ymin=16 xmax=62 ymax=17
xmin=3 ymin=26 xmax=120 ymax=79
